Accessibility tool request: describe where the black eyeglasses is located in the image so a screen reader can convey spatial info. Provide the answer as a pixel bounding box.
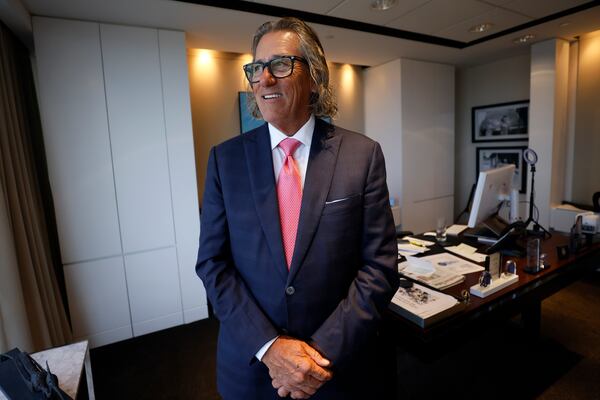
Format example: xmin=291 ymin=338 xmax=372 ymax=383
xmin=243 ymin=56 xmax=308 ymax=84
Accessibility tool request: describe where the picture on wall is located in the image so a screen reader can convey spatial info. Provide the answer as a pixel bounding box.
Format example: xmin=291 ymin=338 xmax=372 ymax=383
xmin=239 ymin=91 xmax=264 ymax=134
xmin=472 ymin=100 xmax=529 ymax=142
xmin=476 ymin=146 xmax=527 ymax=193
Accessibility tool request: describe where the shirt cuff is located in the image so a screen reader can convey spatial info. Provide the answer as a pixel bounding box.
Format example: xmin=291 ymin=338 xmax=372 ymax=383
xmin=255 ymin=336 xmax=278 ymax=361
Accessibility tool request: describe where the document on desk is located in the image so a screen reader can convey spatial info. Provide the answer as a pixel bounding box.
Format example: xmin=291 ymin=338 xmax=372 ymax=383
xmin=445 ymin=243 xmax=487 ymax=263
xmin=398 ymin=260 xmax=464 ymax=290
xmin=389 ymin=283 xmax=460 ymax=327
xmin=424 ymin=253 xmax=485 ymax=275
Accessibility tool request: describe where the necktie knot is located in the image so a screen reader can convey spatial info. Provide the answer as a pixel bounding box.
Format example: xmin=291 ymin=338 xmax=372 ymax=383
xmin=279 ymin=138 xmax=301 ymax=158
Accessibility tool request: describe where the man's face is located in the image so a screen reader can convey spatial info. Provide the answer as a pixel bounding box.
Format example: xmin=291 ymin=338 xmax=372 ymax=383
xmin=252 ymin=30 xmax=315 ymax=135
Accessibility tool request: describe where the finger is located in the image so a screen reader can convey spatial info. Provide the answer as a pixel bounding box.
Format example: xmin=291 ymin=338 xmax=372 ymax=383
xmin=290 ymin=358 xmax=331 ymax=384
xmin=290 ymin=389 xmax=310 ymax=399
xmin=277 ymin=386 xmax=290 ymax=398
xmin=307 ymin=363 xmax=333 ymax=382
xmin=304 ymin=343 xmax=331 ymax=368
xmin=272 ymin=378 xmax=283 ymax=389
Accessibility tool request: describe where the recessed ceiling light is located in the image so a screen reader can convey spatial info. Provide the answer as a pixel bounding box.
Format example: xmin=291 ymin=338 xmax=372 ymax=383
xmin=513 ymin=34 xmax=535 ymax=44
xmin=371 ymin=0 xmax=397 ymax=11
xmin=469 ymin=23 xmax=494 ymax=33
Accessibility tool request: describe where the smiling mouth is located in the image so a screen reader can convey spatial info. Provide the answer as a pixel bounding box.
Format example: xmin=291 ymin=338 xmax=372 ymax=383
xmin=262 ymin=93 xmax=282 ymax=100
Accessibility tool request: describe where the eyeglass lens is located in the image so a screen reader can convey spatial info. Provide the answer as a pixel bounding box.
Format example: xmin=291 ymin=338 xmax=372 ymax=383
xmin=245 ymin=57 xmax=294 ymax=82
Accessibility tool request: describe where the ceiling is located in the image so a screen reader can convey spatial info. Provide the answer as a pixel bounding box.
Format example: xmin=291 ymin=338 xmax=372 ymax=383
xmin=18 ymin=0 xmax=600 ymax=67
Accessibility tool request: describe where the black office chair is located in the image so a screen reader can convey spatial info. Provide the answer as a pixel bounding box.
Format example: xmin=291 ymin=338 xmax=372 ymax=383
xmin=593 ymin=191 xmax=600 ymax=213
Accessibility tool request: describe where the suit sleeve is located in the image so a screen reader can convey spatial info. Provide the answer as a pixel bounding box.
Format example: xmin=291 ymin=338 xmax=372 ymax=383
xmin=310 ymin=142 xmax=399 ymax=367
xmin=196 ymin=146 xmax=279 ymax=364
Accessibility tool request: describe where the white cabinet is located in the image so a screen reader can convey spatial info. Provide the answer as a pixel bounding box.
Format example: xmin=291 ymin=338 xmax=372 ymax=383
xmin=125 ymin=248 xmax=183 ymax=336
xmin=33 ymin=17 xmax=206 ymax=348
xmin=64 ymin=257 xmax=132 ymax=347
xmin=101 ymin=24 xmax=176 ymax=254
xmin=33 ymin=18 xmax=122 ymax=264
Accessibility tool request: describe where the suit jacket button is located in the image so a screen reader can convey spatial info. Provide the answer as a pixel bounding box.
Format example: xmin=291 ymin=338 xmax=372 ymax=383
xmin=285 ymin=286 xmax=295 ymax=296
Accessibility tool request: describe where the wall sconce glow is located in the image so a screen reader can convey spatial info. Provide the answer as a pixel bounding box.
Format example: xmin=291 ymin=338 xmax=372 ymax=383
xmin=340 ymin=64 xmax=355 ymax=98
xmin=469 ymin=23 xmax=494 ymax=33
xmin=371 ymin=0 xmax=397 ymax=11
xmin=513 ymin=34 xmax=535 ymax=44
xmin=191 ymin=49 xmax=217 ymax=79
xmin=241 ymin=53 xmax=253 ymax=65
xmin=198 ymin=49 xmax=213 ymax=65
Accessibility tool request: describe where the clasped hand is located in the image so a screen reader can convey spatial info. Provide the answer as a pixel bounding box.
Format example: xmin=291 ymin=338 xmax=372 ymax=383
xmin=262 ymin=336 xmax=333 ymax=399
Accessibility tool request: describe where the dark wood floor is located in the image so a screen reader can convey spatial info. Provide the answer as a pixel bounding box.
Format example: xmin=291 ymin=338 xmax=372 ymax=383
xmin=90 ymin=271 xmax=600 ymax=400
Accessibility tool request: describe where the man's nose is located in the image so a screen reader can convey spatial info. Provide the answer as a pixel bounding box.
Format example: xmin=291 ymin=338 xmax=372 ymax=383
xmin=257 ymin=67 xmax=276 ymax=86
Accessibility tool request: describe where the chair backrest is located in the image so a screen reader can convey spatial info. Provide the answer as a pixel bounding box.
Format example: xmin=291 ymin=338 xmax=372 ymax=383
xmin=593 ymin=192 xmax=600 ymax=212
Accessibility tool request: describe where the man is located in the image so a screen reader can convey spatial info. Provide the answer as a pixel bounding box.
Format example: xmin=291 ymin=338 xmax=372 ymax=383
xmin=196 ymin=17 xmax=399 ymax=399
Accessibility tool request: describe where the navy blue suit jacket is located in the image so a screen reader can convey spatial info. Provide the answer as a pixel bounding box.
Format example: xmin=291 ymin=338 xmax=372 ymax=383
xmin=196 ymin=119 xmax=399 ymax=399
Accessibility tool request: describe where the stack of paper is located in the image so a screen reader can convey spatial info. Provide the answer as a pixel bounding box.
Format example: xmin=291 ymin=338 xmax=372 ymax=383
xmin=398 ymin=253 xmax=484 ymax=290
xmin=445 ymin=243 xmax=487 ymax=263
xmin=389 ymin=283 xmax=460 ymax=327
xmin=397 ymin=237 xmax=435 ymax=257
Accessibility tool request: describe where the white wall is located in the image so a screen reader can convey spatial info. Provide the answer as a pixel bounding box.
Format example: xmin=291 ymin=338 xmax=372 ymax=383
xmin=365 ymin=58 xmax=454 ymax=234
xmin=529 ymin=39 xmax=570 ymax=227
xmin=571 ymin=30 xmax=600 ymax=205
xmin=364 ymin=59 xmax=403 ymax=207
xmin=454 ymin=54 xmax=531 ymax=218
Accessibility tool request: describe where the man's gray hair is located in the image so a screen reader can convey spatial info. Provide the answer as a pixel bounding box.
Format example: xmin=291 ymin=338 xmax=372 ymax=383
xmin=246 ymin=17 xmax=338 ymax=120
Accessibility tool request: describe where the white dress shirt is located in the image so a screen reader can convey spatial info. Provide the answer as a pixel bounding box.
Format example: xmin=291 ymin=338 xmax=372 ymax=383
xmin=255 ymin=114 xmax=315 ymax=361
xmin=269 ymin=114 xmax=315 ymax=188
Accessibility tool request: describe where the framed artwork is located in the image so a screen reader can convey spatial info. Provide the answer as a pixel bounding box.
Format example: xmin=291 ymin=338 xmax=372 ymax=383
xmin=238 ymin=91 xmax=264 ymax=134
xmin=472 ymin=100 xmax=529 ymax=142
xmin=476 ymin=146 xmax=527 ymax=193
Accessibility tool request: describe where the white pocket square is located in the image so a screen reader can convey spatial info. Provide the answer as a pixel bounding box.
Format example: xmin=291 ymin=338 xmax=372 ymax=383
xmin=325 ymin=197 xmax=351 ymax=205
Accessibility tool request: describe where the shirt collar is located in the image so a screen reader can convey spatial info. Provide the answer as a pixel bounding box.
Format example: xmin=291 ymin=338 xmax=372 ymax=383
xmin=269 ymin=115 xmax=315 ymax=151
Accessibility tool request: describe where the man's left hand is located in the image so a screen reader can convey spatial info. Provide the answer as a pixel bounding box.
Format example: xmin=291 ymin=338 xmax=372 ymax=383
xmin=262 ymin=336 xmax=333 ymax=398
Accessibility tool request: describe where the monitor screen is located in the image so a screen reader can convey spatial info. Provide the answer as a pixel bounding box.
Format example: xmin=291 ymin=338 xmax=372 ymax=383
xmin=468 ymin=164 xmax=516 ymax=228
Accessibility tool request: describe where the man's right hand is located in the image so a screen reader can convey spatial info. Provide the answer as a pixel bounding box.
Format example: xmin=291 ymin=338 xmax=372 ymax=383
xmin=262 ymin=336 xmax=333 ymax=399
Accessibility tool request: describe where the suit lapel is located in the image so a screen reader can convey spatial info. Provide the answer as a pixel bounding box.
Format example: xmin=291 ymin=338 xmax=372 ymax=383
xmin=288 ymin=119 xmax=341 ymax=283
xmin=243 ymin=125 xmax=288 ymax=280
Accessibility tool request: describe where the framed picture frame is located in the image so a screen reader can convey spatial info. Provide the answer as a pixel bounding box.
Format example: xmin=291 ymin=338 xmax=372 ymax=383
xmin=472 ymin=100 xmax=529 ymax=142
xmin=238 ymin=91 xmax=264 ymax=134
xmin=476 ymin=146 xmax=527 ymax=193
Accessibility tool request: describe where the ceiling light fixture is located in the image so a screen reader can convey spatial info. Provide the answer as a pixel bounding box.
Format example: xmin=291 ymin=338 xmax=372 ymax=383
xmin=469 ymin=23 xmax=494 ymax=33
xmin=371 ymin=0 xmax=397 ymax=11
xmin=513 ymin=34 xmax=535 ymax=44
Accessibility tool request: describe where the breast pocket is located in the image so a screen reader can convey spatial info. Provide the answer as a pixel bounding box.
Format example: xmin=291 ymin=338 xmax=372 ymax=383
xmin=321 ymin=193 xmax=362 ymax=216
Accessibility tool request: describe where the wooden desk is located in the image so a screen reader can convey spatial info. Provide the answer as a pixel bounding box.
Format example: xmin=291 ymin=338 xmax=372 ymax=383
xmin=385 ymin=232 xmax=600 ymax=359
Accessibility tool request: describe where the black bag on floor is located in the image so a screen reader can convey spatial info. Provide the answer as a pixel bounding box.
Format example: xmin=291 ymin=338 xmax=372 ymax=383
xmin=0 ymin=348 xmax=72 ymax=400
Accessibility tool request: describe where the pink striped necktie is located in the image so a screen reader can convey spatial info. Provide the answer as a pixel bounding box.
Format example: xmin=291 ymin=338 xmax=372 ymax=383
xmin=277 ymin=138 xmax=302 ymax=270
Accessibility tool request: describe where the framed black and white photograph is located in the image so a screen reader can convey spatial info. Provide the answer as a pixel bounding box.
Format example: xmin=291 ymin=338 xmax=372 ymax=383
xmin=476 ymin=146 xmax=527 ymax=193
xmin=472 ymin=100 xmax=529 ymax=142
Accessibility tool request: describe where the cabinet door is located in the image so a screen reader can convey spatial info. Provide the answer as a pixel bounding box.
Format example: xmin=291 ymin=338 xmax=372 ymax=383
xmin=158 ymin=30 xmax=206 ymax=322
xmin=100 ymin=24 xmax=175 ymax=254
xmin=124 ymin=248 xmax=183 ymax=336
xmin=64 ymin=256 xmax=132 ymax=348
xmin=33 ymin=17 xmax=122 ymax=263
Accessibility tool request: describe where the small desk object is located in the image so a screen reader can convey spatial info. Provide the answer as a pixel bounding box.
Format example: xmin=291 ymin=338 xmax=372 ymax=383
xmin=0 ymin=341 xmax=95 ymax=400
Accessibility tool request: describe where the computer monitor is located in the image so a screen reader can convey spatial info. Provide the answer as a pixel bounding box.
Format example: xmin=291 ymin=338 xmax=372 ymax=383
xmin=468 ymin=164 xmax=516 ymax=235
